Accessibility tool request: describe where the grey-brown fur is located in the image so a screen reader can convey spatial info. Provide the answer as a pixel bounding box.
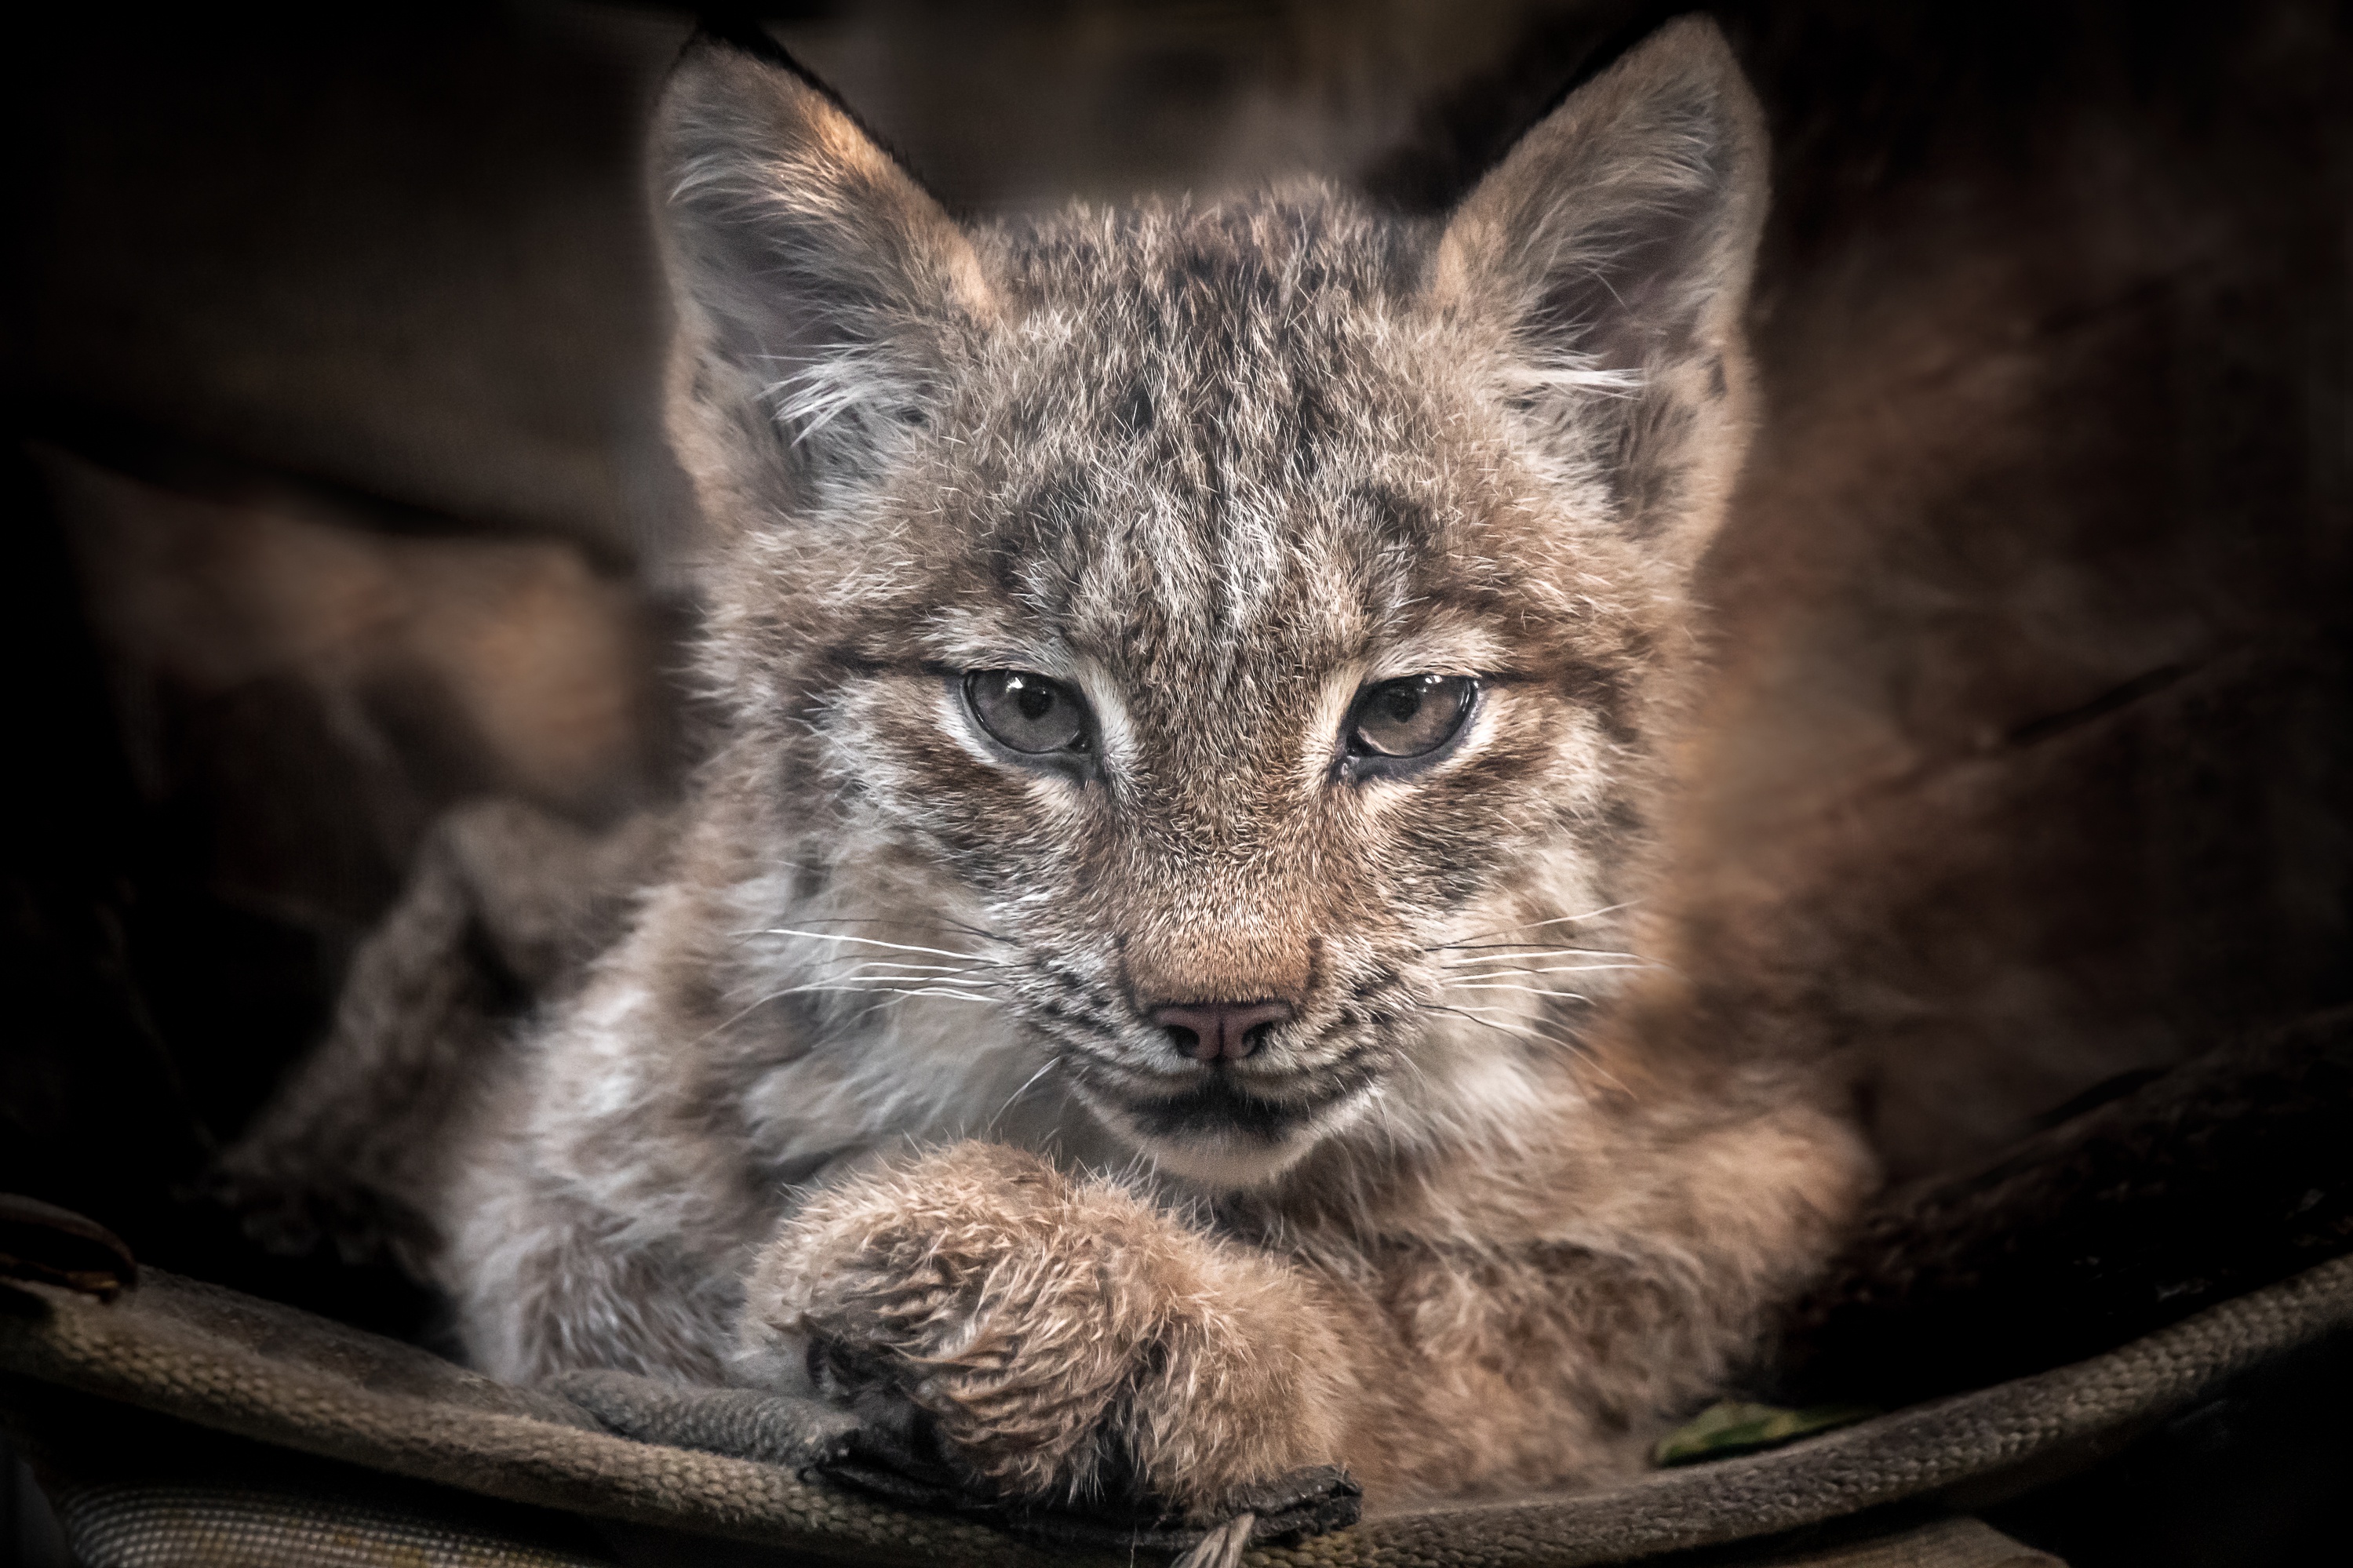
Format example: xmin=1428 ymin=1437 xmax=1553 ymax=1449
xmin=217 ymin=799 xmax=676 ymax=1276
xmin=347 ymin=17 xmax=1872 ymax=1512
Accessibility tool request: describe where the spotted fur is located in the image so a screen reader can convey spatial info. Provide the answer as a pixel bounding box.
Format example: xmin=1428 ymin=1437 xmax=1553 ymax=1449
xmin=439 ymin=17 xmax=1875 ymax=1513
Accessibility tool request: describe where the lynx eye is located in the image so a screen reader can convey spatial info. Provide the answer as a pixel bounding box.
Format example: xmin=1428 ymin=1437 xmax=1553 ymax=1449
xmin=1347 ymin=675 xmax=1477 ymax=762
xmin=964 ymin=670 xmax=1092 ymax=755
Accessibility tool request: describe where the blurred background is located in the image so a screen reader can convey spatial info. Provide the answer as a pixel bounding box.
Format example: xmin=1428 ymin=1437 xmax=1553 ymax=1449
xmin=3 ymin=2 xmax=2350 ymax=1563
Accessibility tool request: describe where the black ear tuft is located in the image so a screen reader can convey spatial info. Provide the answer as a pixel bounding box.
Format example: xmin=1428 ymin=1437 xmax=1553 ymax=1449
xmin=689 ymin=14 xmax=805 ymax=71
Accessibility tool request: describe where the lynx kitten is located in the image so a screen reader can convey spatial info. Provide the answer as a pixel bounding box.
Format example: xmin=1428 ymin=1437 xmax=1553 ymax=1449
xmin=439 ymin=17 xmax=1872 ymax=1512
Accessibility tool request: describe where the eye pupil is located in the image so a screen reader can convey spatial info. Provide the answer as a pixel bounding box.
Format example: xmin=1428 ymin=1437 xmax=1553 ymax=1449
xmin=1348 ymin=675 xmax=1475 ymax=764
xmin=965 ymin=670 xmax=1091 ymax=757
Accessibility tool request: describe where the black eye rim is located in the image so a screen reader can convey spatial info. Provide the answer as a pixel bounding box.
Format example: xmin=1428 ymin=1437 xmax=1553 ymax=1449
xmin=1339 ymin=673 xmax=1481 ymax=780
xmin=958 ymin=668 xmax=1100 ymax=773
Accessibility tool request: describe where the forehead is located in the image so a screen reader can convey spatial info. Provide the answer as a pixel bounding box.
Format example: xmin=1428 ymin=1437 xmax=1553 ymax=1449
xmin=905 ymin=193 xmax=1529 ymax=678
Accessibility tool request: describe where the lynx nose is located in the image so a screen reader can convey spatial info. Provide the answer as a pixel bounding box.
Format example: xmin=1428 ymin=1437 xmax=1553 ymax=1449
xmin=1151 ymin=1000 xmax=1293 ymax=1064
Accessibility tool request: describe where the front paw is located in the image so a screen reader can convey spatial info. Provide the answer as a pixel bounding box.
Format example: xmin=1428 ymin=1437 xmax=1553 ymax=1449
xmin=738 ymin=1142 xmax=1342 ymax=1516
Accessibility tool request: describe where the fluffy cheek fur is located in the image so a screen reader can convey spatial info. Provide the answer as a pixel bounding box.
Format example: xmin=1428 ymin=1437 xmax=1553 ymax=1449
xmin=738 ymin=1142 xmax=1346 ymax=1514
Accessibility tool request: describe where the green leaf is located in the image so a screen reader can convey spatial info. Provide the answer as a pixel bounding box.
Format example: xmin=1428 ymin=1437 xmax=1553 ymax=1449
xmin=1652 ymin=1400 xmax=1878 ymax=1467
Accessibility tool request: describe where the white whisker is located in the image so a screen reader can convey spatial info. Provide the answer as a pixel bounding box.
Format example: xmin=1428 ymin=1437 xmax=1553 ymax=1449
xmin=1416 ymin=1000 xmax=1631 ymax=1096
xmin=806 ymin=959 xmax=1001 ymax=984
xmin=751 ymin=928 xmax=996 ymax=962
xmin=987 ymin=1058 xmax=1061 ymax=1132
xmin=1439 ymin=947 xmax=1642 ymax=963
xmin=1442 ymin=962 xmax=1650 ymax=978
xmin=814 ymin=984 xmax=1000 ymax=1002
xmin=1440 ymin=982 xmax=1601 ymax=999
xmin=1425 ymin=904 xmax=1636 ymax=949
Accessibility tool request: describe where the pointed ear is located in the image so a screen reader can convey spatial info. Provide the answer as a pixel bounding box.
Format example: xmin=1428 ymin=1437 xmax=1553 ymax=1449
xmin=650 ymin=39 xmax=995 ymax=518
xmin=1430 ymin=16 xmax=1767 ymax=567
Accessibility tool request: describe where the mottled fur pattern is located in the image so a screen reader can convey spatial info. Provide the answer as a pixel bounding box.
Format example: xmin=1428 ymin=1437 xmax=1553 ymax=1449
xmin=435 ymin=18 xmax=1875 ymax=1512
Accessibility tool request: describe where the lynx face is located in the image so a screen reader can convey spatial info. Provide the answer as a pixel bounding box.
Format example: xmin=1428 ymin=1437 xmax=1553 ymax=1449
xmin=657 ymin=40 xmax=1764 ymax=1184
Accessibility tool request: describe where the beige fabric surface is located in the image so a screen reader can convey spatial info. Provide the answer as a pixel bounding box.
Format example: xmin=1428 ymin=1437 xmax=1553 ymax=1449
xmin=57 ymin=1483 xmax=615 ymax=1568
xmin=5 ymin=1257 xmax=2348 ymax=1567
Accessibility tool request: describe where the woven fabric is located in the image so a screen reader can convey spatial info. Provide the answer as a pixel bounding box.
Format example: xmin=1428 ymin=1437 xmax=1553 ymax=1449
xmin=48 ymin=1485 xmax=2055 ymax=1568
xmin=5 ymin=1257 xmax=2349 ymax=1566
xmin=1 ymin=1271 xmax=1064 ymax=1567
xmin=548 ymin=1369 xmax=866 ymax=1472
xmin=58 ymin=1483 xmax=611 ymax=1568
xmin=1255 ymin=1258 xmax=2353 ymax=1566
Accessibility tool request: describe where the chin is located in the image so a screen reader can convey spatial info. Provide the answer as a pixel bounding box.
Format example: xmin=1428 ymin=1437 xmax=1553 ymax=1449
xmin=1084 ymin=1079 xmax=1378 ymax=1191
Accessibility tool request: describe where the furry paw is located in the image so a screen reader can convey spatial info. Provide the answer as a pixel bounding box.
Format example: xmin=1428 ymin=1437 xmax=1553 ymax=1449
xmin=737 ymin=1142 xmax=1343 ymax=1515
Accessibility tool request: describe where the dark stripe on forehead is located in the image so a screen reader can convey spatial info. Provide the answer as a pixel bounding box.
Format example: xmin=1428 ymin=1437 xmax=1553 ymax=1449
xmin=913 ymin=194 xmax=1527 ymax=676
xmin=1351 ymin=482 xmax=1451 ymax=555
xmin=994 ymin=191 xmax=1421 ymax=315
xmin=981 ymin=473 xmax=1094 ymax=610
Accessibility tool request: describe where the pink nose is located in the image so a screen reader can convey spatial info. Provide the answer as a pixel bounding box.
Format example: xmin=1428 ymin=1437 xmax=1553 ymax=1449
xmin=1150 ymin=1000 xmax=1293 ymax=1063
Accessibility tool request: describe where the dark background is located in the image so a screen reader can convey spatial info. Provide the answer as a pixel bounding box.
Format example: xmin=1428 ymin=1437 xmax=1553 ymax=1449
xmin=5 ymin=2 xmax=2351 ymax=1563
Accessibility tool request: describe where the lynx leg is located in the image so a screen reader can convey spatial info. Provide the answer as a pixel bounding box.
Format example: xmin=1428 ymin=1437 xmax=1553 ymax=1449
xmin=447 ymin=1144 xmax=746 ymax=1385
xmin=739 ymin=1142 xmax=1346 ymax=1515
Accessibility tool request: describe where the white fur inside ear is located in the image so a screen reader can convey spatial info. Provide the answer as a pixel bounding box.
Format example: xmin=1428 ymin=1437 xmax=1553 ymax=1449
xmin=759 ymin=344 xmax=936 ymax=502
xmin=1499 ymin=361 xmax=1645 ymax=398
xmin=765 ymin=347 xmax=916 ymax=442
xmin=652 ymin=41 xmax=993 ymax=522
